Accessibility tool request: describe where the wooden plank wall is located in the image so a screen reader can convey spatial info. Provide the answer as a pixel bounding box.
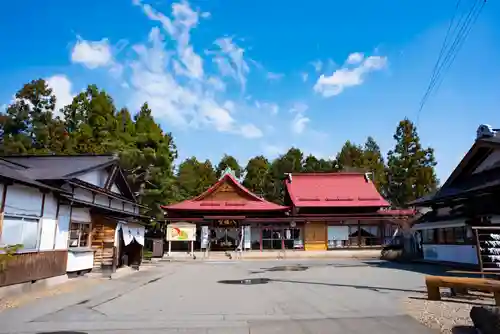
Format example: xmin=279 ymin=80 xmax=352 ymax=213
xmin=0 ymin=250 xmax=67 ymax=287
xmin=304 ymin=222 xmax=327 ymax=251
xmin=91 ymin=215 xmax=117 ymax=270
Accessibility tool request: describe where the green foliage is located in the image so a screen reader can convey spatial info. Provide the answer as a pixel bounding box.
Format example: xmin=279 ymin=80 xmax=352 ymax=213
xmin=177 ymin=157 xmax=217 ymax=200
xmin=0 ymin=244 xmax=23 ymax=273
xmin=216 ymin=155 xmax=241 ymax=179
xmin=385 ymin=118 xmax=438 ymax=207
xmin=242 ymin=155 xmax=270 ymax=197
xmin=0 ymin=79 xmax=439 ymax=213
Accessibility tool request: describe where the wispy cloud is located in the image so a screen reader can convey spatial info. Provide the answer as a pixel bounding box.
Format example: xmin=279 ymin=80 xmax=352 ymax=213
xmin=289 ymin=102 xmax=310 ymax=134
xmin=313 ymin=52 xmax=387 ymax=98
xmin=71 ymin=37 xmax=114 ymax=69
xmin=71 ymin=0 xmax=263 ymax=139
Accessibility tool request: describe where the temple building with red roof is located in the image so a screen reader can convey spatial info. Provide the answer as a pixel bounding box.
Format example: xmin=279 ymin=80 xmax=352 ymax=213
xmin=162 ymin=168 xmax=413 ymax=252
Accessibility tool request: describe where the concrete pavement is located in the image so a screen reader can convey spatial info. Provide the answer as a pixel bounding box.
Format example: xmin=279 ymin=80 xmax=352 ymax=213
xmin=0 ymin=259 xmax=440 ymax=333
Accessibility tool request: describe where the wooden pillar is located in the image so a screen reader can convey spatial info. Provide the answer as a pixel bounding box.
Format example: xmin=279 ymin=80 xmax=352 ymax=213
xmin=357 ymin=220 xmax=361 ymax=247
xmin=260 ymin=224 xmax=263 ymax=252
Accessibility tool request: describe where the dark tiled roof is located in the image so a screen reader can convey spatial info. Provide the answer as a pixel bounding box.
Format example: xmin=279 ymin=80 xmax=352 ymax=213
xmin=2 ymin=155 xmax=116 ymax=180
xmin=0 ymin=154 xmax=118 ymax=193
xmin=0 ymin=160 xmax=68 ymax=193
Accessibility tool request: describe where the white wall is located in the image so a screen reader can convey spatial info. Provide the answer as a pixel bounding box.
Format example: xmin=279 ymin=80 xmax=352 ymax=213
xmin=67 ymin=250 xmax=94 ymax=272
xmin=3 ymin=184 xmax=43 ymax=217
xmin=423 ymin=244 xmax=479 ymax=265
xmin=71 ymin=208 xmax=91 ymax=222
xmin=77 ymin=169 xmax=108 ymax=188
xmin=111 ymin=183 xmax=122 ymax=195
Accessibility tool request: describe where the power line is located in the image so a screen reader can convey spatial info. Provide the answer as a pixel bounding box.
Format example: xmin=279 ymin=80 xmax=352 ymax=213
xmin=416 ymin=0 xmax=486 ymax=125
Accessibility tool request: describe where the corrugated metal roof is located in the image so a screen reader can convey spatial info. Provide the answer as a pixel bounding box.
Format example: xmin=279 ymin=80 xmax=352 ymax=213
xmin=285 ymin=173 xmax=389 ymax=208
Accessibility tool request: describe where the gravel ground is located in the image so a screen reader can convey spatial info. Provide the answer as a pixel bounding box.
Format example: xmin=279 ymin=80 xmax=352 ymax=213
xmin=0 ymin=276 xmax=100 ymax=312
xmin=404 ymin=291 xmax=495 ymax=334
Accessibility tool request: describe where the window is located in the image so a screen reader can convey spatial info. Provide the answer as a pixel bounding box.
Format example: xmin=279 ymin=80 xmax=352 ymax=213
xmin=444 ymin=227 xmax=455 ymax=244
xmin=422 ymin=229 xmax=436 ymax=244
xmin=454 ymin=227 xmax=466 ymax=244
xmin=68 ymin=222 xmax=91 ymax=248
xmin=0 ymin=216 xmax=40 ymax=249
xmin=283 ymin=227 xmax=303 ymax=249
xmin=261 ymin=226 xmax=283 ymax=250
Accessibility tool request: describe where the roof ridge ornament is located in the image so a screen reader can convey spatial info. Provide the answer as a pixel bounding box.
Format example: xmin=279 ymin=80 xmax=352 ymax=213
xmin=219 ymin=167 xmax=236 ymax=180
xmin=477 ymin=124 xmax=500 ymax=140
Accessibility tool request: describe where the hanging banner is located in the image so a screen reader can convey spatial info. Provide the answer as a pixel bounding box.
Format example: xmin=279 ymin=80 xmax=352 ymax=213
xmin=243 ymin=226 xmax=251 ymax=250
xmin=166 ymin=222 xmax=196 ymax=241
xmin=201 ymin=226 xmax=209 ymax=249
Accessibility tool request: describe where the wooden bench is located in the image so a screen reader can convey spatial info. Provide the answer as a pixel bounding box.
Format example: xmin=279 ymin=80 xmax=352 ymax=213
xmin=425 ymin=275 xmax=500 ymax=305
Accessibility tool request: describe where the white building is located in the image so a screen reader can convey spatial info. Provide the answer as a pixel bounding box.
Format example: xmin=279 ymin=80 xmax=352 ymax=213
xmin=0 ymin=155 xmax=147 ymax=294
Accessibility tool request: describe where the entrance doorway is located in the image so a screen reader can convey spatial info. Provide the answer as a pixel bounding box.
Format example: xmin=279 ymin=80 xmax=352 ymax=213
xmin=210 ymin=219 xmax=242 ymax=251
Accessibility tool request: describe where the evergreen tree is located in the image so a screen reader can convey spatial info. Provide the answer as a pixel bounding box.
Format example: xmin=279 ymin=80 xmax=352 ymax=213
xmin=302 ymin=154 xmax=335 ymax=172
xmin=336 ymin=140 xmax=365 ymax=171
xmin=242 ymin=155 xmax=270 ymax=197
xmin=177 ymin=157 xmax=217 ymax=199
xmin=386 ymin=118 xmax=438 ymax=207
xmin=362 ymin=136 xmax=387 ymax=194
xmin=265 ymin=148 xmax=304 ymax=203
xmin=215 ymin=154 xmax=241 ymax=178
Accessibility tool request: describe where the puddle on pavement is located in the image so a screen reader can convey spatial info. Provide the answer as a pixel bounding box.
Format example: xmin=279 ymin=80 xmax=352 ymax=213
xmin=264 ymin=265 xmax=309 ymax=272
xmin=218 ymin=278 xmax=271 ymax=285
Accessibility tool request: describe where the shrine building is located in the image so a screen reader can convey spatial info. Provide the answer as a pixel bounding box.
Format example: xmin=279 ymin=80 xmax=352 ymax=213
xmin=162 ymin=169 xmax=413 ymax=252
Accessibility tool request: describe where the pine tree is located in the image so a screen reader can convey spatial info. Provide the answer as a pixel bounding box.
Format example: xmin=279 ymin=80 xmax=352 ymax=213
xmin=386 ymin=118 xmax=438 ymax=207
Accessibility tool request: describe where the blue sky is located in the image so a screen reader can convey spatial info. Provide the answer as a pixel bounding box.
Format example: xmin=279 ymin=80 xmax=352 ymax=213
xmin=1 ymin=0 xmax=499 ymax=183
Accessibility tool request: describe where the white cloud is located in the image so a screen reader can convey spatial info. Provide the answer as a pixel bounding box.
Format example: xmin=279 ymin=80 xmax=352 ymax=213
xmin=71 ymin=38 xmax=113 ymax=69
xmin=313 ymin=52 xmax=387 ymax=97
xmin=255 ymin=101 xmax=279 ymax=115
xmin=301 ymin=72 xmax=309 ymax=82
xmin=347 ymin=52 xmax=364 ymax=64
xmin=46 ymin=75 xmax=74 ymax=116
xmin=240 ymin=124 xmax=263 ymax=138
xmin=125 ymin=1 xmax=261 ymax=139
xmin=310 ymin=60 xmax=323 ymax=73
xmin=266 ymin=72 xmax=284 ymax=81
xmin=212 ymin=37 xmax=250 ymax=91
xmin=289 ymin=102 xmax=310 ymax=134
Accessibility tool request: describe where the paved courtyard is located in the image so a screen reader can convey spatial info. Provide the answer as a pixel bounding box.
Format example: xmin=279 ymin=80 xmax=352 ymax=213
xmin=0 ymin=259 xmax=441 ymax=333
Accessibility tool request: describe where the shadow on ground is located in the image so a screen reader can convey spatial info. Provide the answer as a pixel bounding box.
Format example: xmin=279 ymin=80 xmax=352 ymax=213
xmin=451 ymin=325 xmax=478 ymax=334
xmin=362 ymin=260 xmax=458 ymax=276
xmin=219 ymin=277 xmax=425 ymax=294
xmin=37 ymin=332 xmax=88 ymax=334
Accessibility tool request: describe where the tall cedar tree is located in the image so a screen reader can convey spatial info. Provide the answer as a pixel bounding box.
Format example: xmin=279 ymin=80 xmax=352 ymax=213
xmin=362 ymin=136 xmax=387 ymax=194
xmin=386 ymin=119 xmax=438 ymax=207
xmin=265 ymin=148 xmax=304 ymax=203
xmin=216 ymin=155 xmax=241 ymax=178
xmin=336 ymin=140 xmax=365 ymax=171
xmin=242 ymin=156 xmax=270 ymax=198
xmin=177 ymin=157 xmax=217 ymax=200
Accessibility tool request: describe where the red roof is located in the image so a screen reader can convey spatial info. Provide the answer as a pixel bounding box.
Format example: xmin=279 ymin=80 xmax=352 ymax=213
xmin=162 ymin=173 xmax=289 ymax=212
xmin=285 ymin=173 xmax=390 ymax=208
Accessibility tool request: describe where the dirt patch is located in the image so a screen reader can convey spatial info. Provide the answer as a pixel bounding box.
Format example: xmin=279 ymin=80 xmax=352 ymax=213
xmin=404 ymin=291 xmax=495 ymax=334
xmin=0 ymin=278 xmax=100 ymax=312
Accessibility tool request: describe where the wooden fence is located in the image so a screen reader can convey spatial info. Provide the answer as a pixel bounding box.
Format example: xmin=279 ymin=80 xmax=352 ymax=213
xmin=0 ymin=250 xmax=67 ymax=287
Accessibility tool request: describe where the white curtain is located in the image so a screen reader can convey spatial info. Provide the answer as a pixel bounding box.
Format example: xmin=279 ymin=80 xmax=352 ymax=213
xmin=121 ymin=222 xmax=145 ymax=246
